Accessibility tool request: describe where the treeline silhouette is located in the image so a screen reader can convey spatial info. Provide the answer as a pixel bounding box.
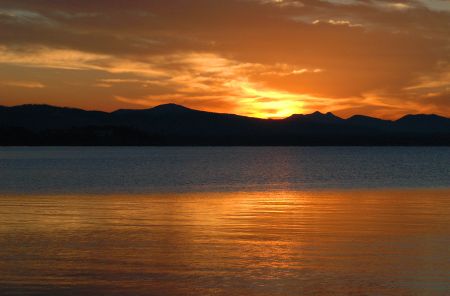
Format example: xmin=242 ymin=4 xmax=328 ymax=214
xmin=1 ymin=104 xmax=449 ymax=146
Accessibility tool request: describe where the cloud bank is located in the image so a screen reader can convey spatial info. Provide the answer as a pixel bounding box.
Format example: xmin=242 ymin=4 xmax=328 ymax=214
xmin=0 ymin=0 xmax=448 ymax=118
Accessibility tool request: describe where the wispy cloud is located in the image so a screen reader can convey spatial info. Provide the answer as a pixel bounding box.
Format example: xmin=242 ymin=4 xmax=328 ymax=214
xmin=1 ymin=80 xmax=45 ymax=88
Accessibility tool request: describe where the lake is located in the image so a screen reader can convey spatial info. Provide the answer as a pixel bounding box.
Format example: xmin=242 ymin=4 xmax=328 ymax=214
xmin=0 ymin=147 xmax=449 ymax=194
xmin=0 ymin=147 xmax=449 ymax=295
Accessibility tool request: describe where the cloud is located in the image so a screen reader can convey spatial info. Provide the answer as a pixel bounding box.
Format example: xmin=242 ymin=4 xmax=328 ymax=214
xmin=0 ymin=0 xmax=448 ymax=118
xmin=0 ymin=80 xmax=45 ymax=88
xmin=312 ymin=19 xmax=363 ymax=27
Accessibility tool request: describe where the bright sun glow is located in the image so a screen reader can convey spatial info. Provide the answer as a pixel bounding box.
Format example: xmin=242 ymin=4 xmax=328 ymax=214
xmin=230 ymin=81 xmax=305 ymax=118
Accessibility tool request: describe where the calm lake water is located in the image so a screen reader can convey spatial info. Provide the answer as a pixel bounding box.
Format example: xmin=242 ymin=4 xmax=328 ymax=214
xmin=0 ymin=147 xmax=449 ymax=295
xmin=0 ymin=147 xmax=449 ymax=193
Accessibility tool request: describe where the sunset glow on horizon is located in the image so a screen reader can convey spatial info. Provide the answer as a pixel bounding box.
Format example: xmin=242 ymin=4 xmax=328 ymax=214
xmin=0 ymin=0 xmax=449 ymax=119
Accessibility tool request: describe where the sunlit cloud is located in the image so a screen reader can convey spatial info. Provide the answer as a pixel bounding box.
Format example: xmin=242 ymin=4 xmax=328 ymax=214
xmin=0 ymin=46 xmax=174 ymax=78
xmin=383 ymin=3 xmax=413 ymax=10
xmin=0 ymin=9 xmax=54 ymax=25
xmin=312 ymin=19 xmax=363 ymax=27
xmin=0 ymin=0 xmax=448 ymax=118
xmin=0 ymin=80 xmax=45 ymax=88
xmin=260 ymin=0 xmax=305 ymax=8
xmin=404 ymin=67 xmax=450 ymax=92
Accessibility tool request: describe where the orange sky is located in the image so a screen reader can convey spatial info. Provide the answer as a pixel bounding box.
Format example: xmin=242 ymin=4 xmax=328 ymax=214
xmin=0 ymin=0 xmax=449 ymax=119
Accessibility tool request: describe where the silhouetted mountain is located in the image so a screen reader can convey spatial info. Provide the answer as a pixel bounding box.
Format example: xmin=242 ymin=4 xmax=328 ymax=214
xmin=0 ymin=104 xmax=109 ymax=131
xmin=287 ymin=111 xmax=343 ymax=123
xmin=1 ymin=104 xmax=449 ymax=145
xmin=113 ymin=103 xmax=194 ymax=116
xmin=396 ymin=114 xmax=450 ymax=132
xmin=347 ymin=115 xmax=390 ymax=125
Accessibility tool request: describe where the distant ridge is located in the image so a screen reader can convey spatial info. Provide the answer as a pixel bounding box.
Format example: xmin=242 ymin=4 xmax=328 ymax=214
xmin=113 ymin=103 xmax=194 ymax=114
xmin=286 ymin=111 xmax=344 ymax=123
xmin=1 ymin=103 xmax=449 ymax=146
xmin=151 ymin=103 xmax=194 ymax=112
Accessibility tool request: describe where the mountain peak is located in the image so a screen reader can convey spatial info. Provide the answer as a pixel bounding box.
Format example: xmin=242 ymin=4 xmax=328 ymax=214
xmin=287 ymin=111 xmax=341 ymax=121
xmin=397 ymin=114 xmax=447 ymax=121
xmin=113 ymin=103 xmax=193 ymax=115
xmin=151 ymin=103 xmax=191 ymax=112
xmin=309 ymin=111 xmax=339 ymax=118
xmin=348 ymin=114 xmax=388 ymax=121
xmin=396 ymin=114 xmax=450 ymax=128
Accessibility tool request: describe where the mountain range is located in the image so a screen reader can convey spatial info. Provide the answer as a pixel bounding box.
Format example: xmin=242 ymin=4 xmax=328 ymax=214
xmin=1 ymin=103 xmax=449 ymax=145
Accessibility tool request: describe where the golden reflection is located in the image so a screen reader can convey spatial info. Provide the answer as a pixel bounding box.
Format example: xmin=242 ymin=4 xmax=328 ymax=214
xmin=0 ymin=189 xmax=449 ymax=295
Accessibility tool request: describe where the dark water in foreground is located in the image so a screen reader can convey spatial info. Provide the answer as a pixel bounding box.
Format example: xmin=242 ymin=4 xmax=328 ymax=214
xmin=0 ymin=147 xmax=449 ymax=295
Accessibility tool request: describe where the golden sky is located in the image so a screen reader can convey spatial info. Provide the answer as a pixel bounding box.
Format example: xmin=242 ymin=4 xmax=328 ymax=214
xmin=0 ymin=0 xmax=449 ymax=119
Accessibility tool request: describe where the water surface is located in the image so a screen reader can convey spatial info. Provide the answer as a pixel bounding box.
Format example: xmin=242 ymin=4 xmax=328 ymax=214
xmin=0 ymin=147 xmax=449 ymax=295
xmin=0 ymin=147 xmax=449 ymax=194
xmin=0 ymin=190 xmax=449 ymax=295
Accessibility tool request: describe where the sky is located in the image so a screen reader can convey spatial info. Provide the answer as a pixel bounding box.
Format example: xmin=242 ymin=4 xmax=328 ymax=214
xmin=0 ymin=0 xmax=449 ymax=119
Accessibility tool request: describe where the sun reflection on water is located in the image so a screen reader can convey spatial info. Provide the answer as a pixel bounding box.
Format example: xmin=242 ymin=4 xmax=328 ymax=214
xmin=0 ymin=189 xmax=449 ymax=295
